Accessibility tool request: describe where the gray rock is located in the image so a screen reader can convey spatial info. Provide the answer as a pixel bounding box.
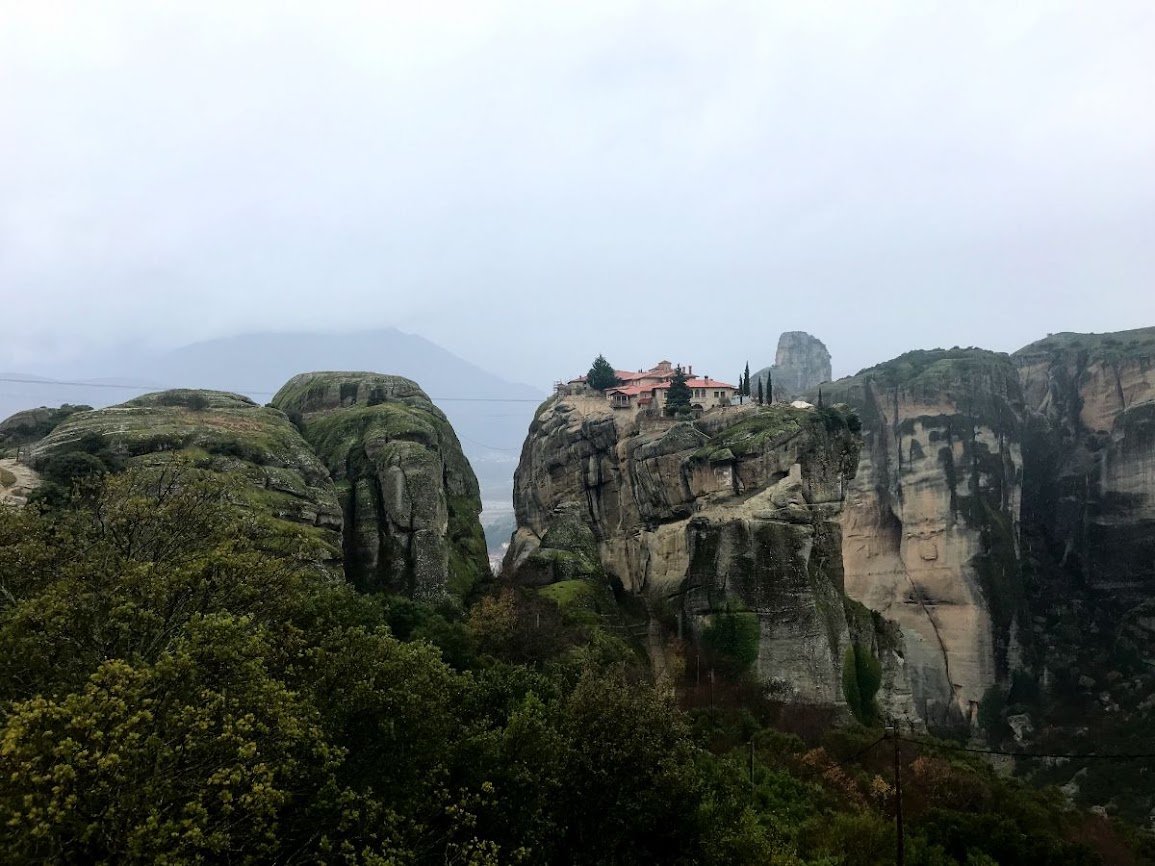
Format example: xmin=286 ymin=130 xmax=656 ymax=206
xmin=272 ymin=372 xmax=488 ymax=601
xmin=753 ymin=332 xmax=832 ymax=400
xmin=1007 ymin=713 xmax=1034 ymax=743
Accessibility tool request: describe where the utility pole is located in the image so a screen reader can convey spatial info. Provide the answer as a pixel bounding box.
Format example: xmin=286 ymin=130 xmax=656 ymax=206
xmin=888 ymin=725 xmax=905 ymax=866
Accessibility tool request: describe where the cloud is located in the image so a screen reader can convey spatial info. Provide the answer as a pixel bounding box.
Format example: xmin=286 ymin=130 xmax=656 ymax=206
xmin=1 ymin=0 xmax=1153 ymax=381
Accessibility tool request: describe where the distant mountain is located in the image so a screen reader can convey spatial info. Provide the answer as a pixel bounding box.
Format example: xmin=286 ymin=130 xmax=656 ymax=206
xmin=0 ymin=329 xmax=545 ymax=506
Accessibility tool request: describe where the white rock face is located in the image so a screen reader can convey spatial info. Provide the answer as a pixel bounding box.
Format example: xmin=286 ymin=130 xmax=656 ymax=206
xmin=823 ymin=352 xmax=1026 ymax=730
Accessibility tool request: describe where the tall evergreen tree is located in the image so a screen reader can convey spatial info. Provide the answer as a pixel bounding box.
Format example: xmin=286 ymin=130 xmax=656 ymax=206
xmin=743 ymin=362 xmax=750 ymax=400
xmin=817 ymin=387 xmax=824 ymax=408
xmin=665 ymin=365 xmax=692 ymax=417
xmin=756 ymin=378 xmax=764 ymax=405
xmin=587 ymin=355 xmax=621 ymax=391
xmin=767 ymin=373 xmax=773 ymax=404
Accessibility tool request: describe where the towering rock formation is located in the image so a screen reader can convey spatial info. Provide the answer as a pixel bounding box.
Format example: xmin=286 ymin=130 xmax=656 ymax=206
xmin=505 ymin=393 xmax=919 ymax=723
xmin=272 ymin=372 xmax=488 ymax=600
xmin=1010 ymin=328 xmax=1155 ymax=818
xmin=1015 ymin=328 xmax=1155 ymax=593
xmin=818 ymin=350 xmax=1026 ymax=729
xmin=31 ymin=390 xmax=343 ymax=569
xmin=754 ymin=332 xmax=833 ymax=400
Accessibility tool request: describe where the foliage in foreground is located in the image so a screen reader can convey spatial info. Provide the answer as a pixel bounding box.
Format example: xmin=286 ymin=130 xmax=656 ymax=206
xmin=0 ymin=467 xmax=1148 ymax=864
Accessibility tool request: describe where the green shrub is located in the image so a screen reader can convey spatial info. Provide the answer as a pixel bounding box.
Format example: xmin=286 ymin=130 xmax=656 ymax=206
xmin=702 ymin=604 xmax=760 ymax=676
xmin=842 ymin=644 xmax=882 ymax=725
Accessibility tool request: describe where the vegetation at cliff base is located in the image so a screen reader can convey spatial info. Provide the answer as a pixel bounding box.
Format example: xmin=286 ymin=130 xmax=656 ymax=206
xmin=0 ymin=464 xmax=1147 ymax=864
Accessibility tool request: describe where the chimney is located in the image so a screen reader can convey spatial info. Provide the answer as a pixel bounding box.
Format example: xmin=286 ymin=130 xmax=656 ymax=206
xmin=689 ymin=365 xmax=693 ymax=376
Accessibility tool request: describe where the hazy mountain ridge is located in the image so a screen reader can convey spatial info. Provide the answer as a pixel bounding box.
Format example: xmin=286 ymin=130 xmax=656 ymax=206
xmin=0 ymin=328 xmax=544 ymax=506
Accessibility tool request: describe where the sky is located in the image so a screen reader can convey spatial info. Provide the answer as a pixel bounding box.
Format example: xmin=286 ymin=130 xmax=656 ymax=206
xmin=2 ymin=0 xmax=1154 ymax=389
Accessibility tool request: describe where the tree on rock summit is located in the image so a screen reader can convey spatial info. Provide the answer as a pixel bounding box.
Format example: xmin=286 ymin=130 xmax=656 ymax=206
xmin=587 ymin=355 xmax=621 ymax=391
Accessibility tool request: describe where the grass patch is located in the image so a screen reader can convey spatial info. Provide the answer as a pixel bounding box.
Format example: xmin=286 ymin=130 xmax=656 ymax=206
xmin=538 ymin=578 xmax=597 ymax=609
xmin=0 ymin=467 xmax=16 ymax=487
xmin=694 ymin=406 xmax=807 ymax=459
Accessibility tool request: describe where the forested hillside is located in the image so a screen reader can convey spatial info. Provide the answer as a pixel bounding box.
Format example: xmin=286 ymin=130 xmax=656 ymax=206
xmin=0 ymin=463 xmax=1148 ymax=864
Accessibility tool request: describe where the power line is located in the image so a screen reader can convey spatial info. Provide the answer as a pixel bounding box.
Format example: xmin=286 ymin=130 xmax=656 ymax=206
xmin=897 ymin=734 xmax=1155 ymax=761
xmin=0 ymin=376 xmax=544 ymax=404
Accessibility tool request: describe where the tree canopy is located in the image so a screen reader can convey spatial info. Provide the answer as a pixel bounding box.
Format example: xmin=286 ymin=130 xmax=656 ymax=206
xmin=0 ymin=464 xmax=1139 ymax=865
xmin=664 ymin=365 xmax=693 ymax=417
xmin=586 ymin=355 xmax=621 ymax=391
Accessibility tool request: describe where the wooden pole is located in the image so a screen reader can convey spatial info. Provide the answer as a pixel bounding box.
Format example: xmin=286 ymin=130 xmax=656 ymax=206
xmin=891 ymin=727 xmax=905 ymax=866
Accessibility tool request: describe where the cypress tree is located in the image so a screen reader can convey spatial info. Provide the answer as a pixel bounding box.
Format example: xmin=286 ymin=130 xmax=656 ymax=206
xmin=756 ymin=378 xmax=764 ymax=405
xmin=665 ymin=365 xmax=693 ymax=416
xmin=768 ymin=374 xmax=773 ymax=404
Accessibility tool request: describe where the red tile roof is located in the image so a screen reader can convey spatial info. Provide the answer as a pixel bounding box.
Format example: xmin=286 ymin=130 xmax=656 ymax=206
xmin=607 ymin=383 xmax=655 ymax=396
xmin=685 ymin=378 xmax=735 ymax=389
xmin=573 ymin=363 xmax=735 ymax=393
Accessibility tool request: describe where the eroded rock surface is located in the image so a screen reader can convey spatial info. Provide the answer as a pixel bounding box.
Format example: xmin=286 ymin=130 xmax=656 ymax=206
xmin=754 ymin=331 xmax=833 ymax=400
xmin=0 ymin=404 xmax=92 ymax=450
xmin=1016 ymin=328 xmax=1155 ymax=593
xmin=820 ymin=350 xmax=1025 ymax=729
xmin=272 ymin=372 xmax=488 ymax=600
xmin=506 ymin=394 xmax=919 ymax=722
xmin=32 ymin=390 xmax=343 ymax=567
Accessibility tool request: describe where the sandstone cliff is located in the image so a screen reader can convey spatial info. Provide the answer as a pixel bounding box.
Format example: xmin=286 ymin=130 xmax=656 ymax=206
xmin=31 ymin=390 xmax=343 ymax=567
xmin=505 ymin=394 xmax=919 ymax=722
xmin=818 ymin=350 xmax=1026 ymax=729
xmin=1015 ymin=328 xmax=1155 ymax=594
xmin=271 ymin=372 xmax=488 ymax=600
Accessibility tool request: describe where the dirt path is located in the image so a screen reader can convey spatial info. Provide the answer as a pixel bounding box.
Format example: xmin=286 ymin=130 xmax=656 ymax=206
xmin=0 ymin=458 xmax=40 ymax=507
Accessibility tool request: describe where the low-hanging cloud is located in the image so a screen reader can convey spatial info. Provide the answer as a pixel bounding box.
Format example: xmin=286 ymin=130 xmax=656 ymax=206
xmin=2 ymin=0 xmax=1153 ymax=385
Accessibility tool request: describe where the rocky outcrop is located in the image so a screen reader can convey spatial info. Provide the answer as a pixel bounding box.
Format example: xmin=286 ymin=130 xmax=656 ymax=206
xmin=754 ymin=332 xmax=833 ymax=400
xmin=31 ymin=390 xmax=343 ymax=568
xmin=0 ymin=404 xmax=92 ymax=451
xmin=271 ymin=372 xmax=488 ymax=601
xmin=818 ymin=350 xmax=1026 ymax=730
xmin=1015 ymin=328 xmax=1155 ymax=593
xmin=505 ymin=393 xmax=919 ymax=722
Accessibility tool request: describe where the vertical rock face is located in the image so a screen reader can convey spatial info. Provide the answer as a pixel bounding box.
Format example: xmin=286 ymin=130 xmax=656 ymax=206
xmin=1015 ymin=329 xmax=1155 ymax=593
xmin=272 ymin=372 xmax=488 ymax=600
xmin=819 ymin=350 xmax=1026 ymax=730
xmin=754 ymin=332 xmax=833 ymax=399
xmin=505 ymin=394 xmax=919 ymax=722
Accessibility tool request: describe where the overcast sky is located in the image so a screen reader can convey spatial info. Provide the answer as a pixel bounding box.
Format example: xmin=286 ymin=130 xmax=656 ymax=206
xmin=2 ymin=0 xmax=1153 ymax=389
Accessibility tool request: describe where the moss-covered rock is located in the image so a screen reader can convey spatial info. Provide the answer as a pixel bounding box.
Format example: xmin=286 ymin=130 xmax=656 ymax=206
xmin=30 ymin=390 xmax=342 ymax=569
xmin=271 ymin=372 xmax=488 ymax=601
xmin=0 ymin=404 xmax=92 ymax=452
